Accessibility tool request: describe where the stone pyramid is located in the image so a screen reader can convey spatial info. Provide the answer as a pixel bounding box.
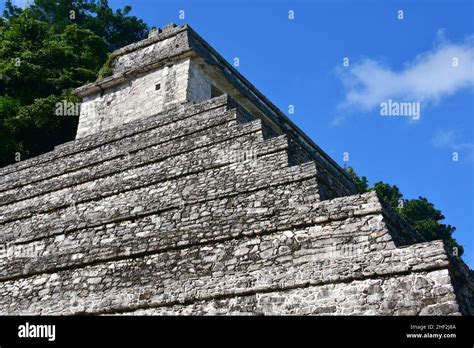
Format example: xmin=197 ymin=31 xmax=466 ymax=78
xmin=0 ymin=23 xmax=472 ymax=315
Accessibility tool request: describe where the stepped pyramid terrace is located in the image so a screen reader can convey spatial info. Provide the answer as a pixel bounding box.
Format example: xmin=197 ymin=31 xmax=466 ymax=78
xmin=0 ymin=23 xmax=472 ymax=315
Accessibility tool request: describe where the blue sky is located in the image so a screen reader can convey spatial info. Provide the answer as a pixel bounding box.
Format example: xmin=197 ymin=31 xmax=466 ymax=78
xmin=6 ymin=0 xmax=474 ymax=267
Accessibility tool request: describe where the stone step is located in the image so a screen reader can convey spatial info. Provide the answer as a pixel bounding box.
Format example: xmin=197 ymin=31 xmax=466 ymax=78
xmin=0 ymin=135 xmax=289 ymax=225
xmin=0 ymin=95 xmax=234 ymax=178
xmin=122 ymin=268 xmax=458 ymax=315
xmin=0 ymin=178 xmax=316 ymax=279
xmin=0 ymin=101 xmax=240 ymax=193
xmin=0 ymin=185 xmax=386 ymax=249
xmin=2 ymin=187 xmax=377 ymax=247
xmin=0 ymin=148 xmax=313 ymax=240
xmin=0 ymin=240 xmax=451 ymax=315
xmin=0 ymin=191 xmax=409 ymax=283
xmin=0 ymin=116 xmax=264 ymax=206
xmin=0 ymin=213 xmax=392 ymax=282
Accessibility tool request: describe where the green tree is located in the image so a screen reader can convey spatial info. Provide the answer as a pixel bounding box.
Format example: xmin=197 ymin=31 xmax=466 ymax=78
xmin=399 ymin=197 xmax=463 ymax=255
xmin=2 ymin=0 xmax=22 ymax=18
xmin=371 ymin=181 xmax=403 ymax=210
xmin=8 ymin=0 xmax=149 ymax=51
xmin=0 ymin=0 xmax=148 ymax=166
xmin=0 ymin=95 xmax=21 ymax=164
xmin=344 ymin=166 xmax=464 ymax=256
xmin=344 ymin=164 xmax=369 ymax=193
xmin=0 ymin=11 xmax=108 ymax=163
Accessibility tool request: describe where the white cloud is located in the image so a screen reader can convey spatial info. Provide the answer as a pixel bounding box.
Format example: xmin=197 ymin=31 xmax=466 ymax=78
xmin=431 ymin=129 xmax=474 ymax=162
xmin=336 ymin=32 xmax=474 ymax=117
xmin=431 ymin=130 xmax=457 ymax=148
xmin=431 ymin=129 xmax=473 ymax=151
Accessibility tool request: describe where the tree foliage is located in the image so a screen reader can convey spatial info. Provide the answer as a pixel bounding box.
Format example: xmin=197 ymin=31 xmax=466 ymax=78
xmin=345 ymin=166 xmax=369 ymax=193
xmin=344 ymin=165 xmax=464 ymax=256
xmin=3 ymin=0 xmax=148 ymax=51
xmin=0 ymin=0 xmax=148 ymax=166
